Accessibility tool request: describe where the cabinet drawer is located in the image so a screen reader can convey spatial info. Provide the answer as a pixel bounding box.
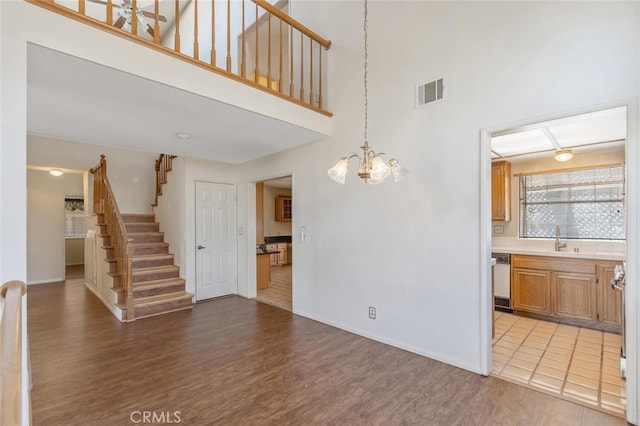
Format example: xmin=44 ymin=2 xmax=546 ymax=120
xmin=512 ymin=255 xmax=596 ymax=275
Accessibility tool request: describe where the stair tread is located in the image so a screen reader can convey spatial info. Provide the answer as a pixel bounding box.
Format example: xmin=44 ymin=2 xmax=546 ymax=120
xmin=122 ymin=213 xmax=155 ymax=217
xmin=133 ymin=277 xmax=185 ymax=289
xmin=131 ymin=254 xmax=174 ymax=261
xmin=132 ymin=265 xmax=179 ymax=275
xmin=131 ymin=242 xmax=168 ymax=246
xmin=134 ymin=292 xmax=193 ymax=307
xmin=128 ymin=232 xmax=164 ymax=236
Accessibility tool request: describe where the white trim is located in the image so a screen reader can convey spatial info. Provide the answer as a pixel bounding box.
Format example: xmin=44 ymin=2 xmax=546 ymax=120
xmin=83 ymin=280 xmax=123 ymax=321
xmin=26 ymin=278 xmax=64 ymax=285
xmin=479 ymin=99 xmax=637 ymax=423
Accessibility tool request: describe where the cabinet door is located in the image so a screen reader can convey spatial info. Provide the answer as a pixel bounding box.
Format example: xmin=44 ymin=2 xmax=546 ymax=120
xmin=553 ymin=272 xmax=597 ymax=321
xmin=278 ymin=244 xmax=287 ymax=265
xmin=491 ymin=161 xmax=511 ymax=222
xmin=598 ymin=263 xmax=622 ymax=327
xmin=512 ymin=268 xmax=551 ymax=314
xmin=275 ymin=196 xmax=292 ymax=222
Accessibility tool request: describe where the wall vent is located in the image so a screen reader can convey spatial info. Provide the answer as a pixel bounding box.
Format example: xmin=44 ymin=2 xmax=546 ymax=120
xmin=416 ymin=77 xmax=445 ymax=108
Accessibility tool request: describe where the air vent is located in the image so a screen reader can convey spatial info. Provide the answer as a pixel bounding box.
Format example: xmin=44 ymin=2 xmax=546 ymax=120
xmin=416 ymin=77 xmax=445 ymax=108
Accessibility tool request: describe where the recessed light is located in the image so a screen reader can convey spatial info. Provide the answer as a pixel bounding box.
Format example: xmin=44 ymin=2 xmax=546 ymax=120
xmin=175 ymin=132 xmax=192 ymax=140
xmin=49 ymin=169 xmax=63 ymax=176
xmin=554 ymin=149 xmax=573 ymax=162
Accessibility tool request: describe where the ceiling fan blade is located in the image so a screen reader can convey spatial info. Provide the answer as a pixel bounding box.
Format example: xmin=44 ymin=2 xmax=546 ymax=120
xmin=86 ymin=0 xmax=109 ymax=5
xmin=146 ymin=24 xmax=155 ymax=38
xmin=114 ymin=15 xmax=127 ymax=29
xmin=141 ymin=10 xmax=167 ymax=23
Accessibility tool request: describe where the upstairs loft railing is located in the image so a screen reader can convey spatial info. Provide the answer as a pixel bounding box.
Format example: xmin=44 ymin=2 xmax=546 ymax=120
xmin=0 ymin=280 xmax=29 ymax=426
xmin=152 ymin=154 xmax=176 ymax=207
xmin=90 ymin=155 xmax=135 ymax=321
xmin=27 ymin=0 xmax=332 ymax=115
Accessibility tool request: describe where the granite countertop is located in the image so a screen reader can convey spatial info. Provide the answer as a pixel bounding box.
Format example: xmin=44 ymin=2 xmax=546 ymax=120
xmin=257 ymin=249 xmax=281 ymax=255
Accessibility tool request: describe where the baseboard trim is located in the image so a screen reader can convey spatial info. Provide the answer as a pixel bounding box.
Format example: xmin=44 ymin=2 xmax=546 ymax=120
xmin=83 ymin=281 xmax=123 ymax=321
xmin=27 ymin=278 xmax=64 ymax=285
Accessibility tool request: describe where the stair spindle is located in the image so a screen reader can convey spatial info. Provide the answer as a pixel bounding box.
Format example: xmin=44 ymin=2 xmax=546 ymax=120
xmin=210 ymin=0 xmax=216 ymax=66
xmin=193 ymin=0 xmax=199 ymax=60
xmin=174 ymin=0 xmax=181 ymax=52
xmin=226 ymin=0 xmax=231 ymax=72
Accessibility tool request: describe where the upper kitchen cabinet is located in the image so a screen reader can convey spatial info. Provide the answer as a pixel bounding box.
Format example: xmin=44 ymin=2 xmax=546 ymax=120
xmin=491 ymin=161 xmax=511 ymax=222
xmin=275 ymin=196 xmax=292 ymax=222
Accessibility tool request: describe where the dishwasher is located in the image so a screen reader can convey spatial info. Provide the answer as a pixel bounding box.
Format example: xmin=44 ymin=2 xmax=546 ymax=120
xmin=492 ymin=252 xmax=512 ymax=312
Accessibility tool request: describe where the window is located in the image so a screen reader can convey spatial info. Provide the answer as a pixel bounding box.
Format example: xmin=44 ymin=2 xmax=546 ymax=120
xmin=519 ymin=165 xmax=625 ymax=240
xmin=65 ymin=196 xmax=85 ymax=238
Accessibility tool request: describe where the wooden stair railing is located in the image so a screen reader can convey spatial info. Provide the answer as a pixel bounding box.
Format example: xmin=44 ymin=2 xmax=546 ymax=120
xmin=152 ymin=154 xmax=177 ymax=207
xmin=26 ymin=0 xmax=332 ymax=116
xmin=1 ymin=280 xmax=28 ymax=426
xmin=90 ymin=154 xmax=136 ymax=321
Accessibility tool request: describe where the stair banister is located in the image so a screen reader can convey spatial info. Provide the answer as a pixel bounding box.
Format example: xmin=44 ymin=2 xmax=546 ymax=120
xmin=90 ymin=154 xmax=136 ymax=321
xmin=27 ymin=0 xmax=333 ymax=115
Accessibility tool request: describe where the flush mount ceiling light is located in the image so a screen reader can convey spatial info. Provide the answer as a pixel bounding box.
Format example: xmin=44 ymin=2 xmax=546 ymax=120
xmin=49 ymin=169 xmax=63 ymax=177
xmin=175 ymin=132 xmax=192 ymax=141
xmin=327 ymin=0 xmax=408 ymax=185
xmin=554 ymin=149 xmax=573 ymax=162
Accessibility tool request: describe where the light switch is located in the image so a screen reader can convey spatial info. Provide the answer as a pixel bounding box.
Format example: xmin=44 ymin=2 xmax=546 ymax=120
xmin=300 ymin=226 xmax=306 ymax=242
xmin=238 ymin=227 xmax=244 ymax=236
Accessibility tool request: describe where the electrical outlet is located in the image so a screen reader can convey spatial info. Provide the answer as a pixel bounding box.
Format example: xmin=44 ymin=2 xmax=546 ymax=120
xmin=493 ymin=225 xmax=504 ymax=234
xmin=369 ymin=306 xmax=376 ymax=319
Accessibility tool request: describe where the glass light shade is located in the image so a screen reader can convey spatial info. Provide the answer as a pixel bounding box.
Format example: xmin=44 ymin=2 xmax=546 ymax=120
xmin=554 ymin=149 xmax=573 ymax=162
xmin=369 ymin=155 xmax=391 ymax=184
xmin=49 ymin=169 xmax=63 ymax=177
xmin=328 ymin=158 xmax=349 ymax=184
xmin=389 ymin=158 xmax=409 ymax=182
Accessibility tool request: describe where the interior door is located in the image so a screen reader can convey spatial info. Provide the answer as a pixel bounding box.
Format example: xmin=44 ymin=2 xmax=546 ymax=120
xmin=195 ymin=181 xmax=237 ymax=301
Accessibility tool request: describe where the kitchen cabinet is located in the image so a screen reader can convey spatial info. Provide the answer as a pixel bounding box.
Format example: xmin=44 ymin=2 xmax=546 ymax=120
xmin=277 ymin=243 xmax=288 ymax=265
xmin=491 ymin=161 xmax=511 ymax=222
xmin=598 ymin=262 xmax=623 ymax=327
xmin=267 ymin=243 xmax=290 ymax=265
xmin=553 ymin=272 xmax=597 ymax=322
xmin=512 ymin=268 xmax=551 ymax=315
xmin=275 ymin=196 xmax=292 ymax=222
xmin=511 ymin=254 xmax=621 ymax=332
xmin=267 ymin=244 xmax=279 ymax=266
xmin=257 ymin=253 xmax=270 ymax=290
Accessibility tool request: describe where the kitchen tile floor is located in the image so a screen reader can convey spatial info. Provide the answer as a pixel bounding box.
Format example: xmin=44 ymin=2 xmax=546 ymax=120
xmin=256 ymin=264 xmax=292 ymax=311
xmin=492 ymin=312 xmax=625 ymax=417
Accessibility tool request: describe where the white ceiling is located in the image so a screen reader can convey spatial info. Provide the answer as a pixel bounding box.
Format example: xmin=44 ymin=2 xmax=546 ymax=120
xmin=491 ymin=106 xmax=626 ymax=162
xmin=26 ymin=44 xmax=326 ymax=164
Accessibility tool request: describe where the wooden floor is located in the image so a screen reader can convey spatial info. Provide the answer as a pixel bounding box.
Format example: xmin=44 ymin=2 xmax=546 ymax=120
xmin=28 ymin=279 xmax=626 ymax=425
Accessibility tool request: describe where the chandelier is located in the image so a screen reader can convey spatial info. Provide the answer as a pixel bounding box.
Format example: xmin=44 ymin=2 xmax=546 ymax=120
xmin=328 ymin=0 xmax=408 ymax=185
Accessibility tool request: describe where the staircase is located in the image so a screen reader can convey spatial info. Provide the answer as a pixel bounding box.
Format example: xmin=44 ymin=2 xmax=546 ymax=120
xmin=101 ymin=213 xmax=193 ymax=320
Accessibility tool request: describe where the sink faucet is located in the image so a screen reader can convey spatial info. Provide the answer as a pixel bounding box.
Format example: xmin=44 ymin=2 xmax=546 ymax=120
xmin=555 ymin=225 xmax=567 ymax=252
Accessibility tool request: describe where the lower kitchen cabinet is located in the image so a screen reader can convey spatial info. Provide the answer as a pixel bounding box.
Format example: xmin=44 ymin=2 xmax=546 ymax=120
xmin=511 ymin=255 xmax=622 ymax=332
xmin=553 ymin=272 xmax=597 ymax=321
xmin=512 ymin=268 xmax=551 ymax=315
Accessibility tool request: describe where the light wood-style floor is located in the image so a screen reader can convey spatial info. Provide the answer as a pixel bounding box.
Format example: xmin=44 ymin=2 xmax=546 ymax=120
xmin=28 ymin=279 xmax=625 ymax=425
xmin=256 ymin=264 xmax=292 ymax=311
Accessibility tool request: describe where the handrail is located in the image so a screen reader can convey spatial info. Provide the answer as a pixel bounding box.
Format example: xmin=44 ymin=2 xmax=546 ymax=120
xmin=90 ymin=155 xmax=135 ymax=321
xmin=1 ymin=280 xmax=28 ymax=426
xmin=152 ymin=154 xmax=177 ymax=207
xmin=26 ymin=0 xmax=332 ymax=115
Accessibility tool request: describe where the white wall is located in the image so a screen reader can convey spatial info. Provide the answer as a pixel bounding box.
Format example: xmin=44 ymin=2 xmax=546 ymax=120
xmin=241 ymin=0 xmax=640 ymax=377
xmin=263 ymin=185 xmax=292 ymax=236
xmin=26 ymin=169 xmax=83 ymax=284
xmin=28 ymin=135 xmax=157 ymax=213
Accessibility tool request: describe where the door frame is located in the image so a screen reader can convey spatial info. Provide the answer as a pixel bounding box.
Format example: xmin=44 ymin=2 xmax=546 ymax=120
xmin=247 ymin=172 xmax=295 ymax=304
xmin=479 ymin=98 xmax=638 ymax=423
xmin=193 ymin=180 xmax=239 ymax=301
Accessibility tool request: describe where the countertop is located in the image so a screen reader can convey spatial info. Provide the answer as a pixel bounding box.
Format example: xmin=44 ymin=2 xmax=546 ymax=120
xmin=491 ymin=247 xmax=625 ymax=261
xmin=257 ymin=250 xmax=281 ymax=256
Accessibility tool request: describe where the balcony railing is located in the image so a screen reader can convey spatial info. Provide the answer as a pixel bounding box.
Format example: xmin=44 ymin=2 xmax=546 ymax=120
xmin=27 ymin=0 xmax=332 ymax=115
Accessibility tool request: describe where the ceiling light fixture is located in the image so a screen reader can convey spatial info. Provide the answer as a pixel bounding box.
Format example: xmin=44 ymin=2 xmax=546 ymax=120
xmin=49 ymin=169 xmax=63 ymax=177
xmin=328 ymin=0 xmax=407 ymax=185
xmin=175 ymin=132 xmax=192 ymax=140
xmin=554 ymin=149 xmax=573 ymax=162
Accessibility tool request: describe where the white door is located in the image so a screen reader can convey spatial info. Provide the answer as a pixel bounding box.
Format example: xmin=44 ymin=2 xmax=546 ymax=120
xmin=195 ymin=181 xmax=237 ymax=301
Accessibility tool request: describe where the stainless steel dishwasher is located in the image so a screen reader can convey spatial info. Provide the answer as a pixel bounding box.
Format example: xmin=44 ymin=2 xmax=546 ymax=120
xmin=492 ymin=252 xmax=512 ymax=312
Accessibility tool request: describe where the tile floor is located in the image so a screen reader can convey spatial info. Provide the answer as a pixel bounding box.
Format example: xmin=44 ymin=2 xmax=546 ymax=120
xmin=492 ymin=312 xmax=625 ymax=417
xmin=256 ymin=264 xmax=292 ymax=311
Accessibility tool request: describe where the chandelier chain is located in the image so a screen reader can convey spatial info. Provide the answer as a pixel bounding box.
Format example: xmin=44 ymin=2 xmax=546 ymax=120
xmin=363 ymin=0 xmax=368 ymax=146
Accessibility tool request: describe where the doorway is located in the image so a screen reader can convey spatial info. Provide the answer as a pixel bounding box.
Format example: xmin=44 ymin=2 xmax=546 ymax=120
xmin=255 ymin=176 xmax=293 ymax=311
xmin=195 ymin=181 xmax=238 ymax=301
xmin=482 ymin=103 xmax=633 ymax=419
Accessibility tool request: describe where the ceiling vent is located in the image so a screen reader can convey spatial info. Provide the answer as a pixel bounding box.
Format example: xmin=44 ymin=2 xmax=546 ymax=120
xmin=416 ymin=77 xmax=445 ymax=108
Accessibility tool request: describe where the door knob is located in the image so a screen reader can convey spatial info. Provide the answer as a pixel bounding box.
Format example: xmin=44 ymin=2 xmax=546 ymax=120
xmin=197 ymin=245 xmax=206 ymax=250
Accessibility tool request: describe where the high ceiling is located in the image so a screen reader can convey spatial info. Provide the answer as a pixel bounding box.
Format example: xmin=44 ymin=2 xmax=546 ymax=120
xmin=26 ymin=44 xmax=326 ymax=164
xmin=491 ymin=106 xmax=626 ymax=162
